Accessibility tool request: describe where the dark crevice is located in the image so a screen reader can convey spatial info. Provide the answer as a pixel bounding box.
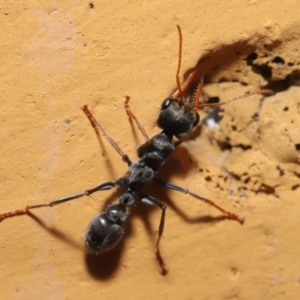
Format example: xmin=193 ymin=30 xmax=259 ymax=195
xmin=294 ymin=172 xmax=300 ymax=179
xmin=290 ymin=70 xmax=300 ymax=85
xmin=244 ymin=52 xmax=300 ymax=93
xmin=221 ymin=168 xmax=280 ymax=196
xmin=186 ymin=38 xmax=299 ymax=97
xmin=205 ymin=176 xmax=212 ymax=182
xmin=276 ymin=165 xmax=285 ymax=176
xmin=272 ymin=56 xmax=285 ymax=65
xmin=236 ymin=144 xmax=252 ymax=151
xmin=244 ymin=177 xmax=250 ymax=184
xmin=206 ymin=96 xmax=220 ymax=104
xmin=257 ymin=184 xmax=277 ymax=195
xmin=263 ymin=74 xmax=299 ymax=93
xmin=217 ymin=138 xmax=232 ymax=151
xmin=252 ymin=64 xmax=272 ymax=80
xmin=246 ymin=52 xmax=258 ymax=65
xmin=221 ymin=168 xmax=241 ymax=183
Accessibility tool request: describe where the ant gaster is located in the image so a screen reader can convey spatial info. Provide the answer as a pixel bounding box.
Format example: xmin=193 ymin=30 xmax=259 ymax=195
xmin=0 ymin=26 xmax=273 ymax=275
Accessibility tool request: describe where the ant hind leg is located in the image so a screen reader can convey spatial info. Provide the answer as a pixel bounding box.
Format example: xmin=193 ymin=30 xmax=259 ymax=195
xmin=153 ymin=178 xmax=244 ymax=224
xmin=141 ymin=194 xmax=168 ymax=275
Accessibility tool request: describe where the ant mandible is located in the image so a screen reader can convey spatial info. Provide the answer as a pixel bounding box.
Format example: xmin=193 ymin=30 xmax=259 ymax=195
xmin=0 ymin=25 xmax=273 ymax=275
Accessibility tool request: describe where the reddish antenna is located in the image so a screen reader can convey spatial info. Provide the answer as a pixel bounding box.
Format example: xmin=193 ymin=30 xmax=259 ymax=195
xmin=175 ymin=25 xmax=183 ymax=103
xmin=194 ymin=89 xmax=274 ymax=109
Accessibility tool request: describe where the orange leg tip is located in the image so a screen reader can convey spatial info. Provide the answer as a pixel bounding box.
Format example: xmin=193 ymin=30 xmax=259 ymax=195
xmin=238 ymin=216 xmax=245 ymax=225
xmin=160 ymin=268 xmax=168 ymax=276
xmin=261 ymin=89 xmax=274 ymax=95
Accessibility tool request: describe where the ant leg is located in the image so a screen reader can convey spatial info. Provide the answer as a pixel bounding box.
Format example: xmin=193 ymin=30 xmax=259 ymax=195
xmin=141 ymin=195 xmax=168 ymax=275
xmin=173 ymin=136 xmax=189 ymax=147
xmin=196 ymin=90 xmax=274 ymax=109
xmin=124 ymin=96 xmax=150 ymax=143
xmin=153 ymin=178 xmax=244 ymax=224
xmin=0 ymin=177 xmax=128 ymax=222
xmin=81 ymin=105 xmax=132 ymax=166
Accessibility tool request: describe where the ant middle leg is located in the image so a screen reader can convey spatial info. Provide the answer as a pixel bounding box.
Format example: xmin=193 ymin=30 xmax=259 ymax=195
xmin=153 ymin=178 xmax=244 ymax=224
xmin=1 ymin=105 xmax=132 ymax=223
xmin=141 ymin=195 xmax=168 ymax=275
xmin=124 ymin=96 xmax=150 ymax=143
xmin=0 ymin=180 xmax=126 ymax=222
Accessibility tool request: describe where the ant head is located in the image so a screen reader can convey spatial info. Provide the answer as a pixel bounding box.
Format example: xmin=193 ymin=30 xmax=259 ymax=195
xmin=157 ymin=98 xmax=199 ymax=139
xmin=159 ymin=26 xmax=202 ymax=139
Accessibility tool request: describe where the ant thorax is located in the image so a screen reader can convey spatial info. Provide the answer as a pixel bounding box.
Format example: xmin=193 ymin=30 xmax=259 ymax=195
xmin=137 ymin=131 xmax=174 ymax=171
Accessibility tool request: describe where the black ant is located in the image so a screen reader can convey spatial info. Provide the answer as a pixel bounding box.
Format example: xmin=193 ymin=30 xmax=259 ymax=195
xmin=0 ymin=26 xmax=273 ymax=275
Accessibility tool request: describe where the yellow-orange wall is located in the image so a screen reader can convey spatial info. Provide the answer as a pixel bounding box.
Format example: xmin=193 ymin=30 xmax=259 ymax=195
xmin=1 ymin=1 xmax=300 ymax=299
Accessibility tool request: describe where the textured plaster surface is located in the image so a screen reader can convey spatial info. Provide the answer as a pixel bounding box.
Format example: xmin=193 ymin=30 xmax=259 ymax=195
xmin=1 ymin=1 xmax=300 ymax=300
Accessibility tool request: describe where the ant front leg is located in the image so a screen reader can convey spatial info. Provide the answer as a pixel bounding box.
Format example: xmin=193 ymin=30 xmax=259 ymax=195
xmin=141 ymin=195 xmax=168 ymax=275
xmin=153 ymin=178 xmax=244 ymax=224
xmin=124 ymin=96 xmax=150 ymax=143
xmin=171 ymin=69 xmax=199 ymax=100
xmin=81 ymin=105 xmax=132 ymax=166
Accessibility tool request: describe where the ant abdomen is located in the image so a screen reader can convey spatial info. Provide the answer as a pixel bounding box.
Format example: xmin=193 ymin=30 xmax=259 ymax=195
xmin=85 ymin=204 xmax=126 ymax=253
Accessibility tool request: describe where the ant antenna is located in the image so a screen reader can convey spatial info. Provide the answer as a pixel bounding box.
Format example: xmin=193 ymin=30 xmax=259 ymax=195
xmin=175 ymin=25 xmax=183 ymax=103
xmin=194 ymin=89 xmax=274 ymax=109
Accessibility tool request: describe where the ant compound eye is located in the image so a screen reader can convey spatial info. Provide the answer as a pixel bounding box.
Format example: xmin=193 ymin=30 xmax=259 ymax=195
xmin=161 ymin=98 xmax=173 ymax=110
xmin=193 ymin=113 xmax=200 ymax=127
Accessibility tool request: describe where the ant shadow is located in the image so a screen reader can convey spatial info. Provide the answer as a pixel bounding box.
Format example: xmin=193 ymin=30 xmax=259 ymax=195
xmin=25 ymin=189 xmax=130 ymax=279
xmin=26 ymin=211 xmax=83 ymax=251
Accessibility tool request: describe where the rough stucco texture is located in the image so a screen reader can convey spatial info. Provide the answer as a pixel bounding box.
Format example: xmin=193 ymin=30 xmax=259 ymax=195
xmin=1 ymin=1 xmax=300 ymax=300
